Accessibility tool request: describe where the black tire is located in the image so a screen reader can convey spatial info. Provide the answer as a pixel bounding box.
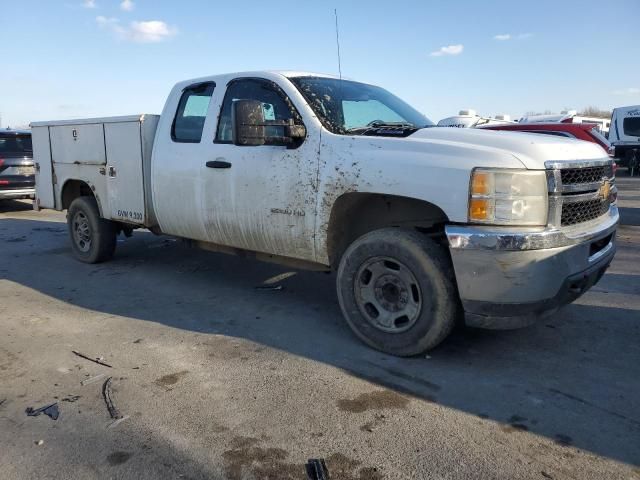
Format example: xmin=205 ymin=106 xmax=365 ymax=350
xmin=67 ymin=196 xmax=117 ymax=263
xmin=337 ymin=228 xmax=459 ymax=356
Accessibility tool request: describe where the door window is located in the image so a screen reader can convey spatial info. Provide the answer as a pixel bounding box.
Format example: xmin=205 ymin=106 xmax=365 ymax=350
xmin=623 ymin=117 xmax=640 ymax=137
xmin=172 ymin=82 xmax=215 ymax=143
xmin=215 ymin=79 xmax=300 ymax=143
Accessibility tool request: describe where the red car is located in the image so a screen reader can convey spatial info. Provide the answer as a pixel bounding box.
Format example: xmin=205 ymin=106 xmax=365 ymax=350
xmin=480 ymin=122 xmax=611 ymax=151
xmin=480 ymin=122 xmax=616 ymax=172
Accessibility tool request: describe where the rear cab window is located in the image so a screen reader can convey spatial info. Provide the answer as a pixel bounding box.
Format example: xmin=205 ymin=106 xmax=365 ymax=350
xmin=0 ymin=134 xmax=32 ymax=155
xmin=171 ymin=82 xmax=215 ymax=143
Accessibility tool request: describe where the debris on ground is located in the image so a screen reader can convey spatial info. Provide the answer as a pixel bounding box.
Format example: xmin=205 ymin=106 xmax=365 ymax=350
xmin=261 ymin=271 xmax=297 ymax=285
xmin=26 ymin=403 xmax=59 ymax=420
xmin=306 ymin=458 xmax=330 ymax=480
xmin=62 ymin=395 xmax=81 ymax=403
xmin=72 ymin=350 xmax=113 ymax=368
xmin=102 ymin=377 xmax=129 ymax=428
xmin=0 ymin=398 xmax=6 ymax=408
xmin=35 ymin=440 xmax=44 ymax=446
xmin=102 ymin=377 xmax=123 ymax=419
xmin=81 ymin=373 xmax=106 ymax=386
xmin=107 ymin=415 xmax=130 ymax=429
xmin=255 ymin=284 xmax=283 ymax=291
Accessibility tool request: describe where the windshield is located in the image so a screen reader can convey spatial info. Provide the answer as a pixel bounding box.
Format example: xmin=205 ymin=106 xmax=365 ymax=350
xmin=0 ymin=134 xmax=32 ymax=155
xmin=290 ymin=77 xmax=434 ymax=135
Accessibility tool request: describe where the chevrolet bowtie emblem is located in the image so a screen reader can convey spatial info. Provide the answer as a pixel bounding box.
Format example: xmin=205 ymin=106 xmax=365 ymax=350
xmin=598 ymin=179 xmax=611 ymax=200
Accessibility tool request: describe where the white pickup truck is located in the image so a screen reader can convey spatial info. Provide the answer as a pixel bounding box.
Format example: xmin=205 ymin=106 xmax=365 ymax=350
xmin=31 ymin=71 xmax=619 ymax=356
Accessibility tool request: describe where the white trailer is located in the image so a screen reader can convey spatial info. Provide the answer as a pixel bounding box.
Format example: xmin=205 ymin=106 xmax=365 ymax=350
xmin=608 ymin=105 xmax=640 ymax=174
xmin=437 ymin=110 xmax=513 ymax=128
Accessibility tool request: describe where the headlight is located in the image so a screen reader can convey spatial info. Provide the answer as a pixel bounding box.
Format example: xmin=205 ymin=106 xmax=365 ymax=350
xmin=468 ymin=169 xmax=548 ymax=225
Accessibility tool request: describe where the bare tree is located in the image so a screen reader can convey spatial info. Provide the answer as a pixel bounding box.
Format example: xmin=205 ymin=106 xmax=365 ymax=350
xmin=579 ymin=106 xmax=612 ymax=118
xmin=524 ymin=109 xmax=557 ymax=116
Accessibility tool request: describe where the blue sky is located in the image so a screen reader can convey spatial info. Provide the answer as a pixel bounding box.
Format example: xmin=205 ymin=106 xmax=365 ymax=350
xmin=1 ymin=0 xmax=639 ymax=127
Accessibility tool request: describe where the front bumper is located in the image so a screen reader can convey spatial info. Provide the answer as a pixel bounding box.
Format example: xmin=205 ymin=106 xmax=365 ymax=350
xmin=446 ymin=206 xmax=619 ymax=329
xmin=0 ymin=188 xmax=36 ymax=200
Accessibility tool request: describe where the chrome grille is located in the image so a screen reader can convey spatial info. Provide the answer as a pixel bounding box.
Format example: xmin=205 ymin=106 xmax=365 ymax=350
xmin=545 ymin=159 xmax=616 ymax=228
xmin=561 ymin=198 xmax=611 ymax=226
xmin=560 ymin=164 xmax=613 ymax=185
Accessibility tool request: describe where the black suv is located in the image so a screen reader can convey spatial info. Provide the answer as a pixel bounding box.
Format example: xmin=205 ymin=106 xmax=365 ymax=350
xmin=0 ymin=129 xmax=34 ymax=200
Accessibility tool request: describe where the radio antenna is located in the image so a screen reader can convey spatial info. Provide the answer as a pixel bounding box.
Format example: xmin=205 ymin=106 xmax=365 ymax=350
xmin=334 ymin=8 xmax=342 ymax=80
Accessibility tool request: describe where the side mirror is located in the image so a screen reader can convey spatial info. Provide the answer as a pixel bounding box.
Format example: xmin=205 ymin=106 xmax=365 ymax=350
xmin=231 ymin=99 xmax=307 ymax=147
xmin=232 ymin=99 xmax=266 ymax=146
xmin=286 ymin=123 xmax=307 ymax=140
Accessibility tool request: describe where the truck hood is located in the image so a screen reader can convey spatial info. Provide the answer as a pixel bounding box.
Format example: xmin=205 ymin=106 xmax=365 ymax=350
xmin=408 ymin=127 xmax=608 ymax=169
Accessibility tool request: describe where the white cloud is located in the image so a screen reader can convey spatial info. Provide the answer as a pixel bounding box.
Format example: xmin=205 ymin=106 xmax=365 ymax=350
xmin=129 ymin=21 xmax=177 ymax=42
xmin=493 ymin=33 xmax=533 ymax=41
xmin=96 ymin=16 xmax=177 ymax=43
xmin=430 ymin=44 xmax=463 ymax=57
xmin=612 ymin=87 xmax=640 ymax=95
xmin=82 ymin=0 xmax=97 ymax=8
xmin=96 ymin=15 xmax=120 ymax=28
xmin=120 ymin=0 xmax=134 ymax=11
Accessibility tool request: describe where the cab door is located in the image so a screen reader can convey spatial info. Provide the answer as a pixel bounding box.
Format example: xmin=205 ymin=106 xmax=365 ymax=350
xmin=151 ymin=82 xmax=216 ymax=241
xmin=201 ymin=78 xmax=320 ymax=262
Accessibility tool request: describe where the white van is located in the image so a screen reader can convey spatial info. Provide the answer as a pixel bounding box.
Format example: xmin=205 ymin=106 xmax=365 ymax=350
xmin=609 ymin=105 xmax=640 ymax=173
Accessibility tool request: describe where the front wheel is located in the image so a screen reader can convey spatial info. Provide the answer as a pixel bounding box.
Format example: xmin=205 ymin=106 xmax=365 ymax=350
xmin=336 ymin=228 xmax=459 ymax=356
xmin=67 ymin=196 xmax=117 ymax=263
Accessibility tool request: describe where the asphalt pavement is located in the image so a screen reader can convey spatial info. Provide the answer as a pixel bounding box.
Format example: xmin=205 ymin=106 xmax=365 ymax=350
xmin=0 ymin=176 xmax=639 ymax=479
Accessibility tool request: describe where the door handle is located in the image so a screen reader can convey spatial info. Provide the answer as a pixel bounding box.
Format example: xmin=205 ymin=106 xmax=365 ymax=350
xmin=206 ymin=160 xmax=232 ymax=169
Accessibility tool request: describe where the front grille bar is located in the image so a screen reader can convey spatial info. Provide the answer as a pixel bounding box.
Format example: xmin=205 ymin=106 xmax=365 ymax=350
xmin=545 ymin=158 xmax=615 ymax=228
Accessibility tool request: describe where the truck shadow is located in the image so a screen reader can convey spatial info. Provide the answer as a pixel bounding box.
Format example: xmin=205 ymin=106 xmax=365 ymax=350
xmin=1 ymin=216 xmax=639 ymax=468
xmin=0 ymin=199 xmax=34 ymax=213
xmin=619 ymin=206 xmax=640 ymax=226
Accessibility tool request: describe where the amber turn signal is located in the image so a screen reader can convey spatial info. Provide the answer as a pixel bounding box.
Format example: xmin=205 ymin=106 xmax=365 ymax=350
xmin=471 ymin=171 xmax=490 ymax=196
xmin=469 ymin=198 xmax=489 ymax=220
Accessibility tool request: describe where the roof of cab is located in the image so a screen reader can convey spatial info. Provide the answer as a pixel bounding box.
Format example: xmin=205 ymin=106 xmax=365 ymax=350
xmin=270 ymin=70 xmax=341 ymax=79
xmin=173 ymin=70 xmax=344 ymax=90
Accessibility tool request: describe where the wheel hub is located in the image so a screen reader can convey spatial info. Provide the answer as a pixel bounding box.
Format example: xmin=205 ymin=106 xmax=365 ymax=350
xmin=355 ymin=257 xmax=422 ymax=333
xmin=72 ymin=212 xmax=92 ymax=253
xmin=374 ymin=274 xmax=409 ymax=312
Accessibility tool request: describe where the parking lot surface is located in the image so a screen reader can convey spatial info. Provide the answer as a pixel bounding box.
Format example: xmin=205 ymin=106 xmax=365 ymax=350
xmin=1 ymin=178 xmax=639 ymax=480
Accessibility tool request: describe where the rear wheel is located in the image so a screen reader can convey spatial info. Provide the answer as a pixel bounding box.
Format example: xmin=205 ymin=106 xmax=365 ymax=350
xmin=67 ymin=196 xmax=117 ymax=263
xmin=337 ymin=228 xmax=458 ymax=356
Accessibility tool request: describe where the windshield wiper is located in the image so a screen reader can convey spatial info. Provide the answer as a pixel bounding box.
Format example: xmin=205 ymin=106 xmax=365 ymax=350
xmin=368 ymin=121 xmax=416 ymax=128
xmin=345 ymin=122 xmax=420 ymax=135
